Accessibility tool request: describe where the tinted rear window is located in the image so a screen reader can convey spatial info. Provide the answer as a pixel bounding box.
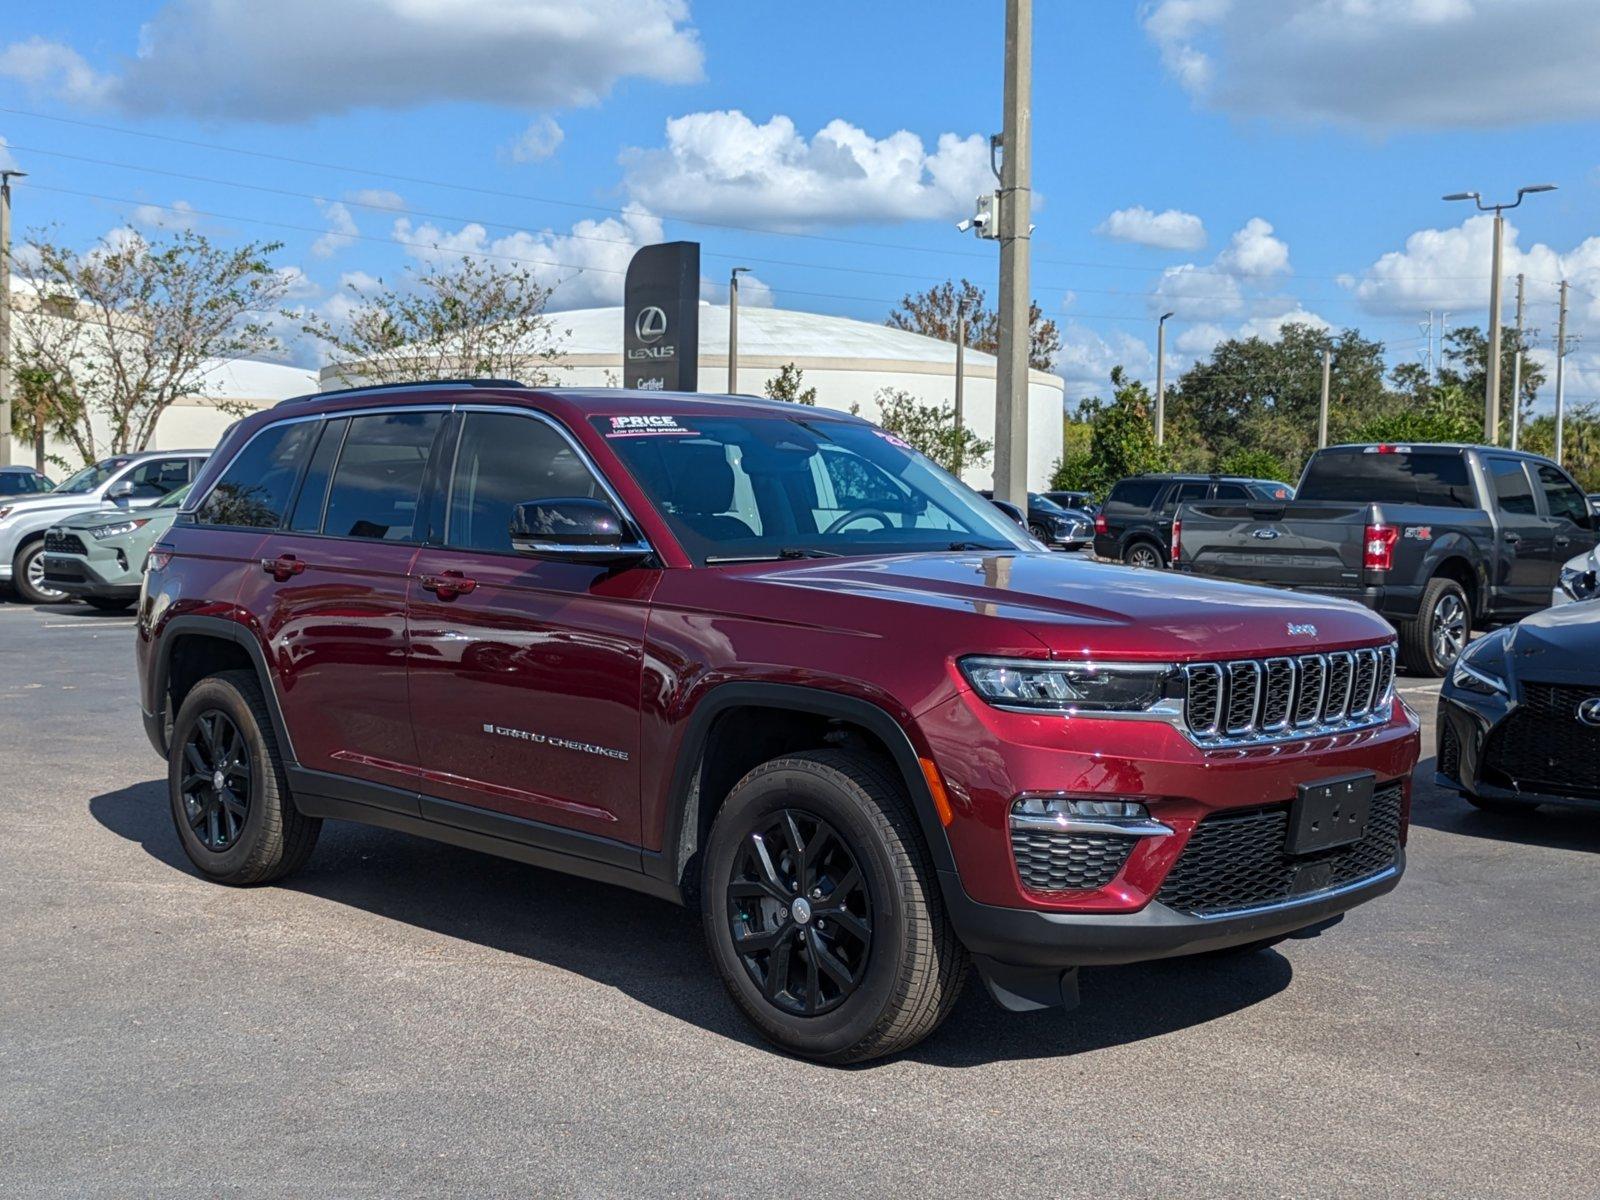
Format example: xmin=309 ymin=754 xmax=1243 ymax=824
xmin=1108 ymin=479 xmax=1162 ymax=509
xmin=1297 ymin=451 xmax=1474 ymax=507
xmin=197 ymin=421 xmax=315 ymax=528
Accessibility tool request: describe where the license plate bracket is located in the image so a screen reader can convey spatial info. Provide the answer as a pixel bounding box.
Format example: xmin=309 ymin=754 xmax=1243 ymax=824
xmin=1287 ymin=772 xmax=1374 ymax=856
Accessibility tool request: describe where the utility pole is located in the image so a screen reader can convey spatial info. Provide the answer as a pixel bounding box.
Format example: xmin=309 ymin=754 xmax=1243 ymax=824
xmin=1318 ymin=347 xmax=1331 ymax=449
xmin=1508 ymin=273 xmax=1525 ymax=450
xmin=1443 ymin=183 xmax=1556 ymax=445
xmin=0 ymin=170 xmax=22 ymax=468
xmin=1155 ymin=311 xmax=1173 ymax=445
xmin=953 ymin=300 xmax=967 ymax=479
xmin=992 ymin=0 xmax=1032 ymax=508
xmin=1554 ymin=279 xmax=1569 ymax=465
xmin=726 ymin=267 xmax=749 ymax=394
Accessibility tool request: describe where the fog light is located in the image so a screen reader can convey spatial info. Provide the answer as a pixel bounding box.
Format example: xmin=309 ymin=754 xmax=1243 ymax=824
xmin=1009 ymin=796 xmax=1172 ymax=836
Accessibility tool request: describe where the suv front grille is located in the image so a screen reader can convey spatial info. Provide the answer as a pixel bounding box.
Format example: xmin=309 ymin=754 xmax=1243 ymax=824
xmin=1183 ymin=646 xmax=1394 ymax=746
xmin=44 ymin=531 xmax=87 ymax=555
xmin=1156 ymin=782 xmax=1404 ymax=916
xmin=1482 ymin=682 xmax=1600 ymax=798
xmin=1010 ymin=829 xmax=1135 ymax=892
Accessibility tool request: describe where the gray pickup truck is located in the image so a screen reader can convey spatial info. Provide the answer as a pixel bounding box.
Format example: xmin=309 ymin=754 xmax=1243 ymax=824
xmin=1172 ymin=443 xmax=1598 ymax=676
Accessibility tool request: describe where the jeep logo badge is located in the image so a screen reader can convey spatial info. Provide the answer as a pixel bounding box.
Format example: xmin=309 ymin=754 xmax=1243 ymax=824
xmin=1578 ymin=698 xmax=1600 ymax=726
xmin=634 ymin=306 xmax=667 ymax=344
xmin=1287 ymin=622 xmax=1318 ymax=637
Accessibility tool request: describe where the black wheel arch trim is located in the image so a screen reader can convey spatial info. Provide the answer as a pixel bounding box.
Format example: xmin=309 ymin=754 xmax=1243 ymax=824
xmin=647 ymin=680 xmax=959 ymax=894
xmin=144 ymin=614 xmax=296 ymax=764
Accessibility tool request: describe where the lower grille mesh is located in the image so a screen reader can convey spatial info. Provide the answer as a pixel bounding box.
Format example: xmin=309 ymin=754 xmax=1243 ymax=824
xmin=1156 ymin=783 xmax=1403 ymax=916
xmin=1483 ymin=683 xmax=1600 ymax=798
xmin=1011 ymin=830 xmax=1135 ymax=892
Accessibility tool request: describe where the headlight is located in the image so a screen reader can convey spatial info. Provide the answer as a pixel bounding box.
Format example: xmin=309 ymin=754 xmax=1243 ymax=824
xmin=1559 ymin=564 xmax=1598 ymax=602
xmin=91 ymin=519 xmax=148 ymax=541
xmin=1450 ymin=631 xmax=1508 ymax=696
xmin=961 ymin=656 xmax=1173 ymax=712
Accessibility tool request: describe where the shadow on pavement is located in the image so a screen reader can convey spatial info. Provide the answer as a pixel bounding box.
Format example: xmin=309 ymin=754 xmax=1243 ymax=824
xmin=1409 ymin=756 xmax=1600 ymax=853
xmin=90 ymin=779 xmax=1294 ymax=1067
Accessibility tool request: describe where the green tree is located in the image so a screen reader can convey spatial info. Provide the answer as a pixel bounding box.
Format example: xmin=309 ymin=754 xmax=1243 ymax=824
xmin=886 ymin=278 xmax=1061 ymax=371
xmin=1349 ymin=381 xmax=1481 ymax=445
xmin=763 ymin=362 xmax=816 ymax=405
xmin=1436 ymin=324 xmax=1545 ymax=442
xmin=1219 ymin=447 xmax=1292 ymax=482
xmin=1052 ymin=367 xmax=1168 ymax=492
xmin=866 ymin=387 xmax=991 ymax=474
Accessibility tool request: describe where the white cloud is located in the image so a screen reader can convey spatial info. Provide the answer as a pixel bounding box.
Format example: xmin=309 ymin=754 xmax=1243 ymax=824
xmin=1216 ymin=217 xmax=1290 ymax=278
xmin=506 ymin=115 xmax=564 ymax=163
xmin=621 ymin=110 xmax=991 ymax=229
xmin=0 ymin=0 xmax=702 ymax=121
xmin=1056 ymin=325 xmax=1155 ymax=403
xmin=392 ymin=203 xmax=665 ymax=310
xmin=129 ymin=199 xmax=199 ymax=232
xmin=701 ymin=272 xmax=774 ymax=307
xmin=1095 ymin=205 xmax=1207 ymax=251
xmin=1142 ymin=0 xmax=1600 ymax=129
xmin=311 ymin=200 xmax=359 ymax=258
xmin=0 ymin=136 xmax=15 ymax=172
xmin=347 ymin=189 xmax=406 ymax=212
xmin=1152 ymin=216 xmax=1290 ymax=319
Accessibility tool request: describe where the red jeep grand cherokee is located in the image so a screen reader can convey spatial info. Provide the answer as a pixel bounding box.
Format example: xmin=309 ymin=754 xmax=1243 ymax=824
xmin=137 ymin=382 xmax=1419 ymax=1062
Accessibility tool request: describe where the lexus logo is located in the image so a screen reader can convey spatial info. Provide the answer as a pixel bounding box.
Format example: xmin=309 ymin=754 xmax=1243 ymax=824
xmin=634 ymin=306 xmax=668 ymax=344
xmin=1578 ymin=697 xmax=1600 ymax=727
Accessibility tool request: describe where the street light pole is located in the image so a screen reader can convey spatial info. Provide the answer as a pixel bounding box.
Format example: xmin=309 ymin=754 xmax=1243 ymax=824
xmin=0 ymin=169 xmax=24 ymax=468
xmin=953 ymin=300 xmax=967 ymax=479
xmin=1554 ymin=279 xmax=1569 ymax=465
xmin=1443 ymin=183 xmax=1556 ymax=446
xmin=727 ymin=267 xmax=750 ymax=394
xmin=1508 ymin=273 xmax=1525 ymax=450
xmin=993 ymin=0 xmax=1032 ymax=508
xmin=1154 ymin=311 xmax=1173 ymax=445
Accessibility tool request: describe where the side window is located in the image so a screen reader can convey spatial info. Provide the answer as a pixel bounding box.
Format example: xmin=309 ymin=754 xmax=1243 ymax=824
xmin=196 ymin=423 xmax=315 ymax=528
xmin=1161 ymin=481 xmax=1207 ymax=513
xmin=125 ymin=458 xmax=194 ymax=499
xmin=1108 ymin=479 xmax=1160 ymax=509
xmin=1487 ymin=457 xmax=1536 ymax=515
xmin=1212 ymin=483 xmax=1249 ymax=501
xmin=287 ymin=418 xmax=347 ymax=533
xmin=446 ymin=412 xmax=600 ymax=553
xmin=322 ymin=411 xmax=443 ymax=541
xmin=1537 ymin=464 xmax=1589 ymax=525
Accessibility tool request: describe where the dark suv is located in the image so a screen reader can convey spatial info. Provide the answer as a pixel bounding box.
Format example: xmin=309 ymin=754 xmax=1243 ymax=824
xmin=1094 ymin=474 xmax=1294 ymax=568
xmin=137 ymin=383 xmax=1418 ymax=1062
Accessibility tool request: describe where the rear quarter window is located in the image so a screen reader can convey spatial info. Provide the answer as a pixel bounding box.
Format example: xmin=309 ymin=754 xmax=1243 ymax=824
xmin=1107 ymin=479 xmax=1162 ymax=509
xmin=196 ymin=421 xmax=316 ymax=528
xmin=1297 ymin=451 xmax=1474 ymax=508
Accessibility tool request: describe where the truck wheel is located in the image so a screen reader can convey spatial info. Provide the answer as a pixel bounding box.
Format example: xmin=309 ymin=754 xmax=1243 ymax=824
xmin=1123 ymin=541 xmax=1163 ymax=569
xmin=168 ymin=669 xmax=320 ymax=885
xmin=13 ymin=541 xmax=66 ymax=604
xmin=1400 ymin=577 xmax=1469 ymax=676
xmin=701 ymin=748 xmax=968 ymax=1064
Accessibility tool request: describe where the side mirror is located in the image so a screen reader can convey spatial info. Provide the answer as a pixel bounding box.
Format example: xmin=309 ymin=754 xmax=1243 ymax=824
xmin=509 ymin=497 xmax=649 ymax=565
xmin=106 ymin=479 xmax=136 ymax=501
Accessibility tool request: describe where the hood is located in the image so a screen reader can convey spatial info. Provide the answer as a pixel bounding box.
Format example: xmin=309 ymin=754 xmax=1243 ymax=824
xmin=56 ymin=506 xmax=168 ymax=533
xmin=735 ymin=551 xmax=1394 ymax=660
xmin=0 ymin=493 xmax=103 ymax=519
xmin=1503 ymin=600 xmax=1600 ymax=684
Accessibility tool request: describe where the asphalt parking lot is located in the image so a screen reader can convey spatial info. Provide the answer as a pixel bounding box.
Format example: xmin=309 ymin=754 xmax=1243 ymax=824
xmin=3 ymin=599 xmax=1597 ymax=1199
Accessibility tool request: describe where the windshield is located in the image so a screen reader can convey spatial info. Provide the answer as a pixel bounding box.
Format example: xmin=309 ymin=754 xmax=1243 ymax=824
xmin=54 ymin=459 xmax=128 ymax=495
xmin=154 ymin=483 xmax=193 ymax=510
xmin=595 ymin=413 xmax=1033 ymax=563
xmin=1028 ymin=492 xmax=1068 ymax=514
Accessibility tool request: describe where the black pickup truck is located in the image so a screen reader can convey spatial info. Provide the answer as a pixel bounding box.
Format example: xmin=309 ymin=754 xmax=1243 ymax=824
xmin=1172 ymin=443 xmax=1598 ymax=675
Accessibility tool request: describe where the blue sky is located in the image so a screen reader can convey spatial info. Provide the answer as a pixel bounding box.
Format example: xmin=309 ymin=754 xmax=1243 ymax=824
xmin=3 ymin=0 xmax=1599 ymax=412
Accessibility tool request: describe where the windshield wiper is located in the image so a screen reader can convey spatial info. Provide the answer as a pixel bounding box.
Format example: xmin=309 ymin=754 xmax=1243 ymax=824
xmin=705 ymin=547 xmax=842 ymax=564
xmin=948 ymin=540 xmax=1006 ymax=551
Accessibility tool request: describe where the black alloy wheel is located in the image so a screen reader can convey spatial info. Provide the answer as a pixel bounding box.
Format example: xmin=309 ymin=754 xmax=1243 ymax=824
xmin=178 ymin=709 xmax=252 ymax=852
xmin=726 ymin=808 xmax=873 ymax=1017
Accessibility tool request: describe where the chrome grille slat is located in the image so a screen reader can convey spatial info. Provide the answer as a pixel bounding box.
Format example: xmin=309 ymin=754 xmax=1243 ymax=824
xmin=1182 ymin=645 xmax=1395 ymax=748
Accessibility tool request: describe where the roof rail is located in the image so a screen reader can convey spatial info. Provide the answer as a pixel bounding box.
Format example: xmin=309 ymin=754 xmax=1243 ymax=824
xmin=274 ymin=378 xmax=525 ymax=408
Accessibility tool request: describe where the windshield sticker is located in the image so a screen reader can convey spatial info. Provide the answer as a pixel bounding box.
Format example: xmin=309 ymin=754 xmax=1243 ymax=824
xmin=873 ymin=430 xmax=913 ymax=451
xmin=606 ymin=414 xmax=694 ymax=438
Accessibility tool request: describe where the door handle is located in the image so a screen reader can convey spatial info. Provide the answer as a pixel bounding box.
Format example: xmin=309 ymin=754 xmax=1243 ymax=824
xmin=1555 ymin=535 xmax=1571 ymax=548
xmin=260 ymin=553 xmax=306 ymax=582
xmin=1502 ymin=531 xmax=1521 ymax=545
xmin=420 ymin=570 xmax=478 ymax=599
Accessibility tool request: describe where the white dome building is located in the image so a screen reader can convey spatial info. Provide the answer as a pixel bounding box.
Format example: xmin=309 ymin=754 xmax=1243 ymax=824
xmin=317 ymin=302 xmax=1065 ymax=490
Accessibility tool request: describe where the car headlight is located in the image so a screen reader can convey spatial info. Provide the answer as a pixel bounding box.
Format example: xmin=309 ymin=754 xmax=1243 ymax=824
xmin=1559 ymin=563 xmax=1598 ymax=602
xmin=961 ymin=656 xmax=1173 ymax=713
xmin=91 ymin=518 xmax=148 ymax=541
xmin=1450 ymin=630 xmax=1508 ymax=696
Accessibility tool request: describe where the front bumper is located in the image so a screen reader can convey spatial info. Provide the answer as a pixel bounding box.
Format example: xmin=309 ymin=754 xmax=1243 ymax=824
xmin=41 ymin=550 xmax=141 ymax=599
xmin=1437 ymin=688 xmax=1600 ymax=813
xmin=943 ymin=854 xmax=1403 ymax=968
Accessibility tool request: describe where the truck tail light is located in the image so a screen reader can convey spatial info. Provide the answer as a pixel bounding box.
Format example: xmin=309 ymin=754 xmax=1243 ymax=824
xmin=1171 ymin=516 xmax=1182 ymax=564
xmin=1094 ymin=512 xmax=1107 ymax=536
xmin=1363 ymin=523 xmax=1398 ymax=571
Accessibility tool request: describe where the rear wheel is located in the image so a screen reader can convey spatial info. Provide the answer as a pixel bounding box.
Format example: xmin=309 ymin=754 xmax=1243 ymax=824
xmin=1400 ymin=577 xmax=1469 ymax=676
xmin=701 ymin=749 xmax=967 ymax=1064
xmin=1123 ymin=540 xmax=1163 ymax=569
xmin=168 ymin=670 xmax=320 ymax=885
xmin=13 ymin=541 xmax=66 ymax=604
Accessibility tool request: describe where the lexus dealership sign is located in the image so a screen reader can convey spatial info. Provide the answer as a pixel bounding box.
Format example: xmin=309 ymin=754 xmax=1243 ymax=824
xmin=623 ymin=241 xmax=699 ymax=391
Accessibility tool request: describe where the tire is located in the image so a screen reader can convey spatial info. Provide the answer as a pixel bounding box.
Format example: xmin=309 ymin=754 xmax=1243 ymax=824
xmin=168 ymin=669 xmax=320 ymax=885
xmin=1028 ymin=522 xmax=1050 ymax=543
xmin=12 ymin=541 xmax=66 ymax=604
xmin=1399 ymin=577 xmax=1470 ymax=676
xmin=1123 ymin=540 xmax=1164 ymax=570
xmin=701 ymin=748 xmax=968 ymax=1064
xmin=83 ymin=596 xmax=133 ymax=612
xmin=1464 ymin=792 xmax=1533 ymax=817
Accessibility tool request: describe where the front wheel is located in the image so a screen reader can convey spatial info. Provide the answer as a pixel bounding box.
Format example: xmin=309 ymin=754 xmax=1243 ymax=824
xmin=1400 ymin=577 xmax=1469 ymax=676
xmin=1123 ymin=541 xmax=1164 ymax=569
xmin=701 ymin=749 xmax=968 ymax=1064
xmin=13 ymin=541 xmax=66 ymax=604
